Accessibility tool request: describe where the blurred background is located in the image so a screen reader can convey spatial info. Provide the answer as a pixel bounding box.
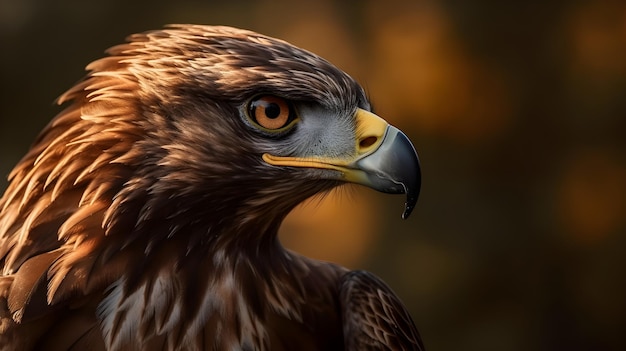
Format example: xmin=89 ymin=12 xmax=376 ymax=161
xmin=1 ymin=0 xmax=625 ymax=350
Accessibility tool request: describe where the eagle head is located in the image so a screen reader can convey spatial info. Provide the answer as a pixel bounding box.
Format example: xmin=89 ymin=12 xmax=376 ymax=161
xmin=0 ymin=24 xmax=422 ymax=350
xmin=45 ymin=25 xmax=420 ymax=249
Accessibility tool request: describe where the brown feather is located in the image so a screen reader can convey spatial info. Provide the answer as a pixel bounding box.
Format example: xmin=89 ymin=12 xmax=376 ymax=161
xmin=341 ymin=271 xmax=424 ymax=350
xmin=0 ymin=24 xmax=422 ymax=350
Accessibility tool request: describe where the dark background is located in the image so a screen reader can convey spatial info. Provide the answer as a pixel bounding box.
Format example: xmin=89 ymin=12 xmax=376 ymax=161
xmin=1 ymin=1 xmax=625 ymax=350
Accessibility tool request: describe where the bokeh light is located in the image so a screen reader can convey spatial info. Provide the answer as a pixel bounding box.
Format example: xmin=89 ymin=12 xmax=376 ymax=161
xmin=1 ymin=1 xmax=624 ymax=350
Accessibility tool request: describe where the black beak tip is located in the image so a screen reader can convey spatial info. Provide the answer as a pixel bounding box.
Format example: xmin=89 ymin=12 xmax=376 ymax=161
xmin=397 ymin=131 xmax=421 ymax=220
xmin=401 ymin=187 xmax=420 ymax=219
xmin=401 ymin=164 xmax=421 ymax=219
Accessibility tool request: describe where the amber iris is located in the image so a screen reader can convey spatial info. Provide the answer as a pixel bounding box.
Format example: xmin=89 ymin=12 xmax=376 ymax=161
xmin=248 ymin=95 xmax=294 ymax=130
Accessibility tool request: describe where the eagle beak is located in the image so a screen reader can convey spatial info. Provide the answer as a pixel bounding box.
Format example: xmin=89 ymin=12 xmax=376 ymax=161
xmin=347 ymin=109 xmax=421 ymax=219
xmin=263 ymin=108 xmax=421 ymax=219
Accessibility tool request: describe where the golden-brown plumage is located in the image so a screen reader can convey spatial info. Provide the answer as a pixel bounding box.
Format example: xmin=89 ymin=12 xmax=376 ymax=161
xmin=0 ymin=25 xmax=423 ymax=350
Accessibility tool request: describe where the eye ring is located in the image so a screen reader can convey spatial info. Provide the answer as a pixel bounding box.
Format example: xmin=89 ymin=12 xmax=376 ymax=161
xmin=246 ymin=95 xmax=298 ymax=133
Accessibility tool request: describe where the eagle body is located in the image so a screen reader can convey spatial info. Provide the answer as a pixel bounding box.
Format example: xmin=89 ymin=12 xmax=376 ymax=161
xmin=0 ymin=25 xmax=423 ymax=350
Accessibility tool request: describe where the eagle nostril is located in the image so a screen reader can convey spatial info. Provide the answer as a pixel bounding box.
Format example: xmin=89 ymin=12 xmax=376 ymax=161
xmin=359 ymin=136 xmax=378 ymax=150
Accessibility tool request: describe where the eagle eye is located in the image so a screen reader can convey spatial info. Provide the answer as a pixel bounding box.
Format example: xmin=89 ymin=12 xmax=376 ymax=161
xmin=246 ymin=95 xmax=298 ymax=133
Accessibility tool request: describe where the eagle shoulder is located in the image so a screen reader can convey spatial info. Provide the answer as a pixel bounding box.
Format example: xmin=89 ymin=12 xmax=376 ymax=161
xmin=340 ymin=270 xmax=424 ymax=351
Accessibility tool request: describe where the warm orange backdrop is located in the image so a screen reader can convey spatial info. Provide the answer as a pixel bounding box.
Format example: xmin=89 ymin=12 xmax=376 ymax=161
xmin=1 ymin=1 xmax=625 ymax=350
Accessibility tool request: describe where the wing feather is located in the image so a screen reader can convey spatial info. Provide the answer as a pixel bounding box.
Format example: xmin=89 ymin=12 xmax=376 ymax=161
xmin=340 ymin=270 xmax=424 ymax=350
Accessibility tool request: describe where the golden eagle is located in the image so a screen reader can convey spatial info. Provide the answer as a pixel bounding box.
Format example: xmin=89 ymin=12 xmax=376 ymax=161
xmin=0 ymin=25 xmax=423 ymax=350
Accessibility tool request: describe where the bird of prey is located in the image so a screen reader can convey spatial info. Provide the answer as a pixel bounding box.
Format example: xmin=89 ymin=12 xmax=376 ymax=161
xmin=0 ymin=25 xmax=423 ymax=350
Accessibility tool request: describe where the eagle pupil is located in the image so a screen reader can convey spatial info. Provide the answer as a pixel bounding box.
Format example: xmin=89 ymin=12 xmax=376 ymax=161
xmin=265 ymin=103 xmax=281 ymax=119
